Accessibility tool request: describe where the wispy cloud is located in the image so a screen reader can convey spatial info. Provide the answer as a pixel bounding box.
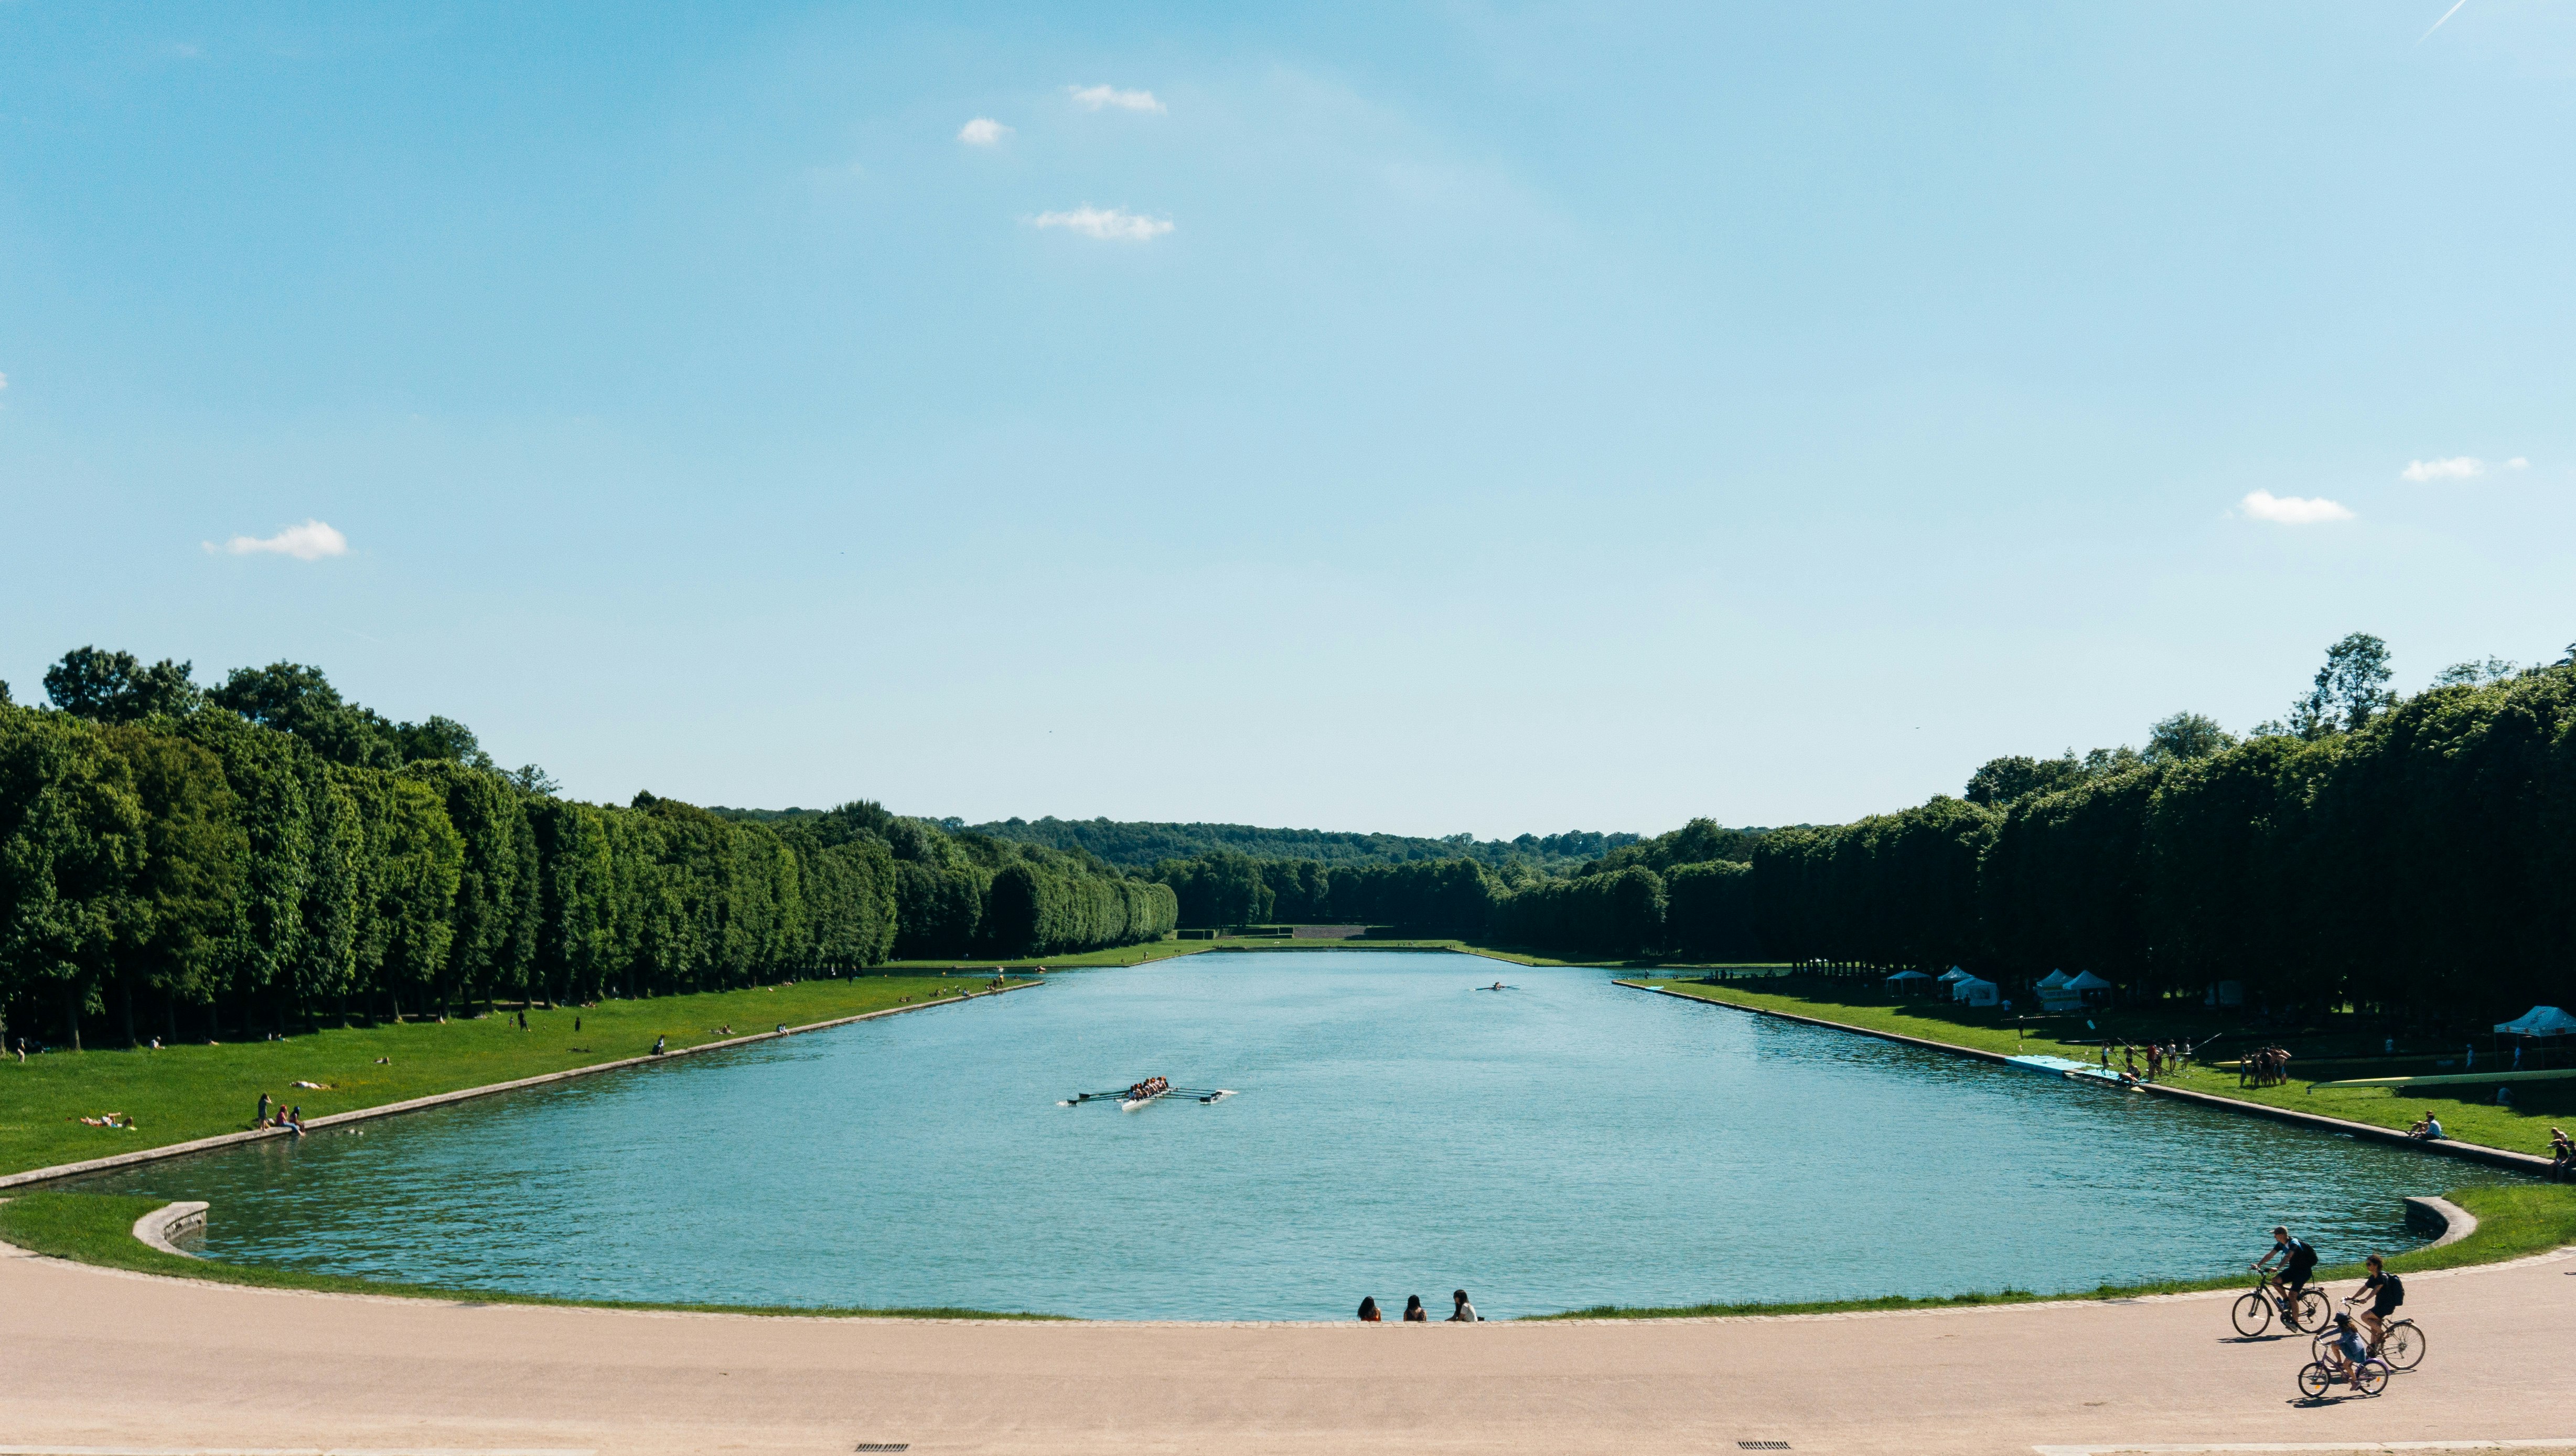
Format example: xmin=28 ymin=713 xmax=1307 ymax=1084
xmin=2506 ymin=457 xmax=2530 ymax=470
xmin=206 ymin=519 xmax=350 ymax=560
xmin=1068 ymin=84 xmax=1164 ymax=113
xmin=2240 ymin=490 xmax=2354 ymax=525
xmin=2418 ymin=0 xmax=2470 ymax=44
xmin=2400 ymin=456 xmax=2485 ymax=481
xmin=1030 ymin=206 xmax=1173 ymax=241
xmin=957 ymin=117 xmax=1012 ymax=146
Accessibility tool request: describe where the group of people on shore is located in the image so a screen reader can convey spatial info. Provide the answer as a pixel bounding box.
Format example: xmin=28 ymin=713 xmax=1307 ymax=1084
xmin=249 ymin=1092 xmax=306 ymax=1136
xmin=1358 ymin=1290 xmax=1480 ymax=1323
xmin=2238 ymin=1044 xmax=2294 ymax=1087
xmin=2095 ymin=1037 xmax=2194 ymax=1086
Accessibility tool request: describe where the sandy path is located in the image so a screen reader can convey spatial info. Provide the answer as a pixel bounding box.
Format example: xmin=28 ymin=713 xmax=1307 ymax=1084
xmin=6 ymin=1238 xmax=2573 ymax=1455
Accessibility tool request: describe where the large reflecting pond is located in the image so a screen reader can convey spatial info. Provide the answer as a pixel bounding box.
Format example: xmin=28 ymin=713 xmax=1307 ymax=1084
xmin=78 ymin=952 xmax=2494 ymax=1319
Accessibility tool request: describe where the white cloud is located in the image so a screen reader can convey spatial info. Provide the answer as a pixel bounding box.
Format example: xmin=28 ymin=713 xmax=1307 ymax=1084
xmin=957 ymin=117 xmax=1012 ymax=146
xmin=1068 ymin=84 xmax=1164 ymax=113
xmin=2240 ymin=490 xmax=2354 ymax=524
xmin=2506 ymin=456 xmax=2529 ymax=469
xmin=0 ymin=372 xmax=9 ymax=390
xmin=1029 ymin=206 xmax=1174 ymax=241
xmin=206 ymin=519 xmax=350 ymax=560
xmin=2400 ymin=456 xmax=2484 ymax=481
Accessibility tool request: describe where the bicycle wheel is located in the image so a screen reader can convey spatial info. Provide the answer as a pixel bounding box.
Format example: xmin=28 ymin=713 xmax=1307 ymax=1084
xmin=2231 ymin=1293 xmax=2273 ymax=1336
xmin=2293 ymin=1288 xmax=2330 ymax=1329
xmin=2355 ymin=1362 xmax=2389 ymax=1396
xmin=2298 ymin=1362 xmax=2334 ymax=1399
xmin=2382 ymin=1321 xmax=2424 ymax=1371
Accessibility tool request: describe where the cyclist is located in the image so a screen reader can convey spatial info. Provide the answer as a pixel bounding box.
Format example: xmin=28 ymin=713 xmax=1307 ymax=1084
xmin=2256 ymin=1225 xmax=2320 ymax=1326
xmin=2320 ymin=1311 xmax=2373 ymax=1390
xmin=2347 ymin=1254 xmax=2403 ymax=1349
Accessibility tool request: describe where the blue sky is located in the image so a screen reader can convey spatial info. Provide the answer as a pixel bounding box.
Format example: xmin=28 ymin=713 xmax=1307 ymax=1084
xmin=3 ymin=2 xmax=2570 ymax=836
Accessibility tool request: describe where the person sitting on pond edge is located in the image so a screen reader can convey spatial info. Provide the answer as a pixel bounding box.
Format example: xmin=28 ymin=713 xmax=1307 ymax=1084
xmin=1356 ymin=1297 xmax=1381 ymax=1322
xmin=1403 ymin=1295 xmax=1427 ymax=1322
xmin=1449 ymin=1289 xmax=1479 ymax=1322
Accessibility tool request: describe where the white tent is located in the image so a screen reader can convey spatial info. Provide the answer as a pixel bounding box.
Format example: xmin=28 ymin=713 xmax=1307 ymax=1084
xmin=1937 ymin=966 xmax=1973 ymax=984
xmin=1884 ymin=970 xmax=1933 ymax=983
xmin=2064 ymin=970 xmax=2113 ymax=991
xmin=2035 ymin=970 xmax=2073 ymax=990
xmin=1951 ymin=976 xmax=2001 ymax=1007
xmin=2495 ymin=1006 xmax=2576 ymax=1037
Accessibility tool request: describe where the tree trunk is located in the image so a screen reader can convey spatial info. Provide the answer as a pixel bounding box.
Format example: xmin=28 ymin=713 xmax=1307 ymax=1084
xmin=65 ymin=984 xmax=83 ymax=1052
xmin=120 ymin=980 xmax=137 ymax=1049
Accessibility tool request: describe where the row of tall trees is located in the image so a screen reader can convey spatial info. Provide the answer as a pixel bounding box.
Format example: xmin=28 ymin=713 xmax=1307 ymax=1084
xmin=0 ymin=653 xmax=1174 ymax=1050
xmin=1136 ymin=640 xmax=2574 ymax=1026
xmin=1756 ymin=645 xmax=2576 ymax=1021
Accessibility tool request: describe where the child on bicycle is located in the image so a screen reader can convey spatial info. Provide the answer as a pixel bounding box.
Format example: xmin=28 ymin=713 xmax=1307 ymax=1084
xmin=2321 ymin=1312 xmax=2373 ymax=1388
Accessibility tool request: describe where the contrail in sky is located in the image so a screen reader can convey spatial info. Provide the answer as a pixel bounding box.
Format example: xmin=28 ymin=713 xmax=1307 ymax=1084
xmin=2417 ymin=0 xmax=2470 ymax=44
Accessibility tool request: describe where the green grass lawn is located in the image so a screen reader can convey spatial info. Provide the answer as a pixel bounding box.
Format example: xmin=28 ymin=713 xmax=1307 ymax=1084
xmin=0 ymin=1190 xmax=1059 ymax=1318
xmin=1534 ymin=1182 xmax=2576 ymax=1319
xmin=1 ymin=974 xmax=1025 ymax=1178
xmin=1630 ymin=975 xmax=2574 ymax=1160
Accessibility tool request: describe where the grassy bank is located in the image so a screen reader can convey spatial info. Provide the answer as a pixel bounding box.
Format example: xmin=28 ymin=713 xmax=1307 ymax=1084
xmin=1537 ymin=1183 xmax=2576 ymax=1319
xmin=1631 ymin=975 xmax=2573 ymax=1160
xmin=2 ymin=974 xmax=1026 ymax=1178
xmin=0 ymin=1191 xmax=1058 ymax=1319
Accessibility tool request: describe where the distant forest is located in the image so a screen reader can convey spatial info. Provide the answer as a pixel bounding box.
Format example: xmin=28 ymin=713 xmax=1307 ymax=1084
xmin=722 ymin=814 xmax=1656 ymax=872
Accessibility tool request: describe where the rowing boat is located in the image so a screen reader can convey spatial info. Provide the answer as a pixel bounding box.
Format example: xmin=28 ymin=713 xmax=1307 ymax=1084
xmin=1119 ymin=1087 xmax=1168 ymax=1112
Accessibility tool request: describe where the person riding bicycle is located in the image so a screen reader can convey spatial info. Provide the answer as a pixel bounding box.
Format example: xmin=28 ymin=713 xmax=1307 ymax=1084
xmin=2347 ymin=1254 xmax=2403 ymax=1349
xmin=2320 ymin=1312 xmax=2373 ymax=1389
xmin=2256 ymin=1225 xmax=2320 ymax=1324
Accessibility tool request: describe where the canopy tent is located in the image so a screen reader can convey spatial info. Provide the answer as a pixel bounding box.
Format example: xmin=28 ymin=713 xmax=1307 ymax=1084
xmin=2064 ymin=971 xmax=2113 ymax=990
xmin=1884 ymin=970 xmax=1933 ymax=982
xmin=2035 ymin=970 xmax=2073 ymax=990
xmin=2495 ymin=1006 xmax=2576 ymax=1037
xmin=1951 ymin=976 xmax=2001 ymax=1008
xmin=1937 ymin=967 xmax=1973 ymax=984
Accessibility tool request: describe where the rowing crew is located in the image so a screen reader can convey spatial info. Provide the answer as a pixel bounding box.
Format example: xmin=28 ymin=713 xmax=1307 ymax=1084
xmin=1125 ymin=1075 xmax=1169 ymax=1103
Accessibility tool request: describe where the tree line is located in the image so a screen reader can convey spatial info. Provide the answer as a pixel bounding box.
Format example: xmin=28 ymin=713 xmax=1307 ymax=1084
xmin=1139 ymin=635 xmax=2576 ymax=1026
xmin=0 ymin=650 xmax=1175 ymax=1050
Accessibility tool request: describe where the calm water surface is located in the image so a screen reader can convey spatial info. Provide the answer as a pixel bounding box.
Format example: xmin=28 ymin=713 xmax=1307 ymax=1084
xmin=81 ymin=952 xmax=2487 ymax=1319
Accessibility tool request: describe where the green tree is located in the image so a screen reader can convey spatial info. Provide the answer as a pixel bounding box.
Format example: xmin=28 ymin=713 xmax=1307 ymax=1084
xmin=2143 ymin=711 xmax=2235 ymax=765
xmin=44 ymin=648 xmax=203 ymax=723
xmin=0 ymin=707 xmax=147 ymax=1050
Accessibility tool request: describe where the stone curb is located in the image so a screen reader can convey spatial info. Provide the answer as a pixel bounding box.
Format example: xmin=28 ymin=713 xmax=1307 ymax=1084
xmin=1618 ymin=980 xmax=2557 ymax=1175
xmin=131 ymin=1200 xmax=208 ymax=1258
xmin=0 ymin=980 xmax=1044 ymax=1191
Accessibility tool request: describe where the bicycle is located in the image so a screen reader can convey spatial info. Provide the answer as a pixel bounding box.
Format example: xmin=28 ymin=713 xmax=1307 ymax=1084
xmin=2298 ymin=1353 xmax=2389 ymax=1399
xmin=2230 ymin=1265 xmax=2328 ymax=1337
xmin=2312 ymin=1312 xmax=2425 ymax=1372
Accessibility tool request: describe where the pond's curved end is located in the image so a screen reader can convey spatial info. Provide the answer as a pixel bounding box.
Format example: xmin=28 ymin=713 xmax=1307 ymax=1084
xmin=130 ymin=1200 xmax=207 ymax=1259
